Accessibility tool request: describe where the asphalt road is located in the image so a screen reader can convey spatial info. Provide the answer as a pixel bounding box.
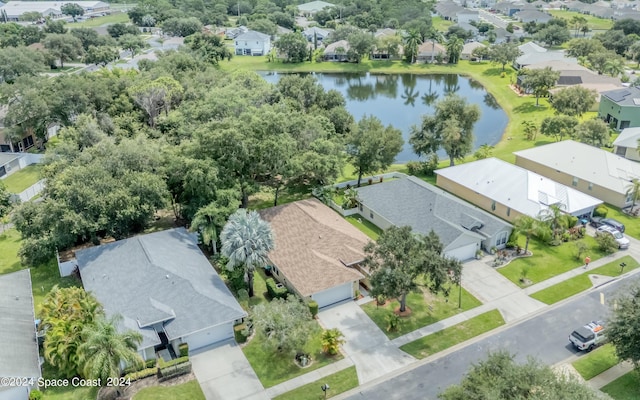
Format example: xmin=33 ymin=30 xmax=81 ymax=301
xmin=345 ymin=274 xmax=640 ymax=400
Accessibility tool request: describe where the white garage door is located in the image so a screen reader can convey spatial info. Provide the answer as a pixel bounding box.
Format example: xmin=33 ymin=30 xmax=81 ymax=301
xmin=312 ymin=282 xmax=353 ymax=308
xmin=184 ymin=323 xmax=233 ymax=351
xmin=444 ymin=243 xmax=477 ymax=261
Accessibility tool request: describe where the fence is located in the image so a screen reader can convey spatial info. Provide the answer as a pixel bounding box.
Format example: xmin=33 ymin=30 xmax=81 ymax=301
xmin=10 ymin=180 xmax=45 ymax=203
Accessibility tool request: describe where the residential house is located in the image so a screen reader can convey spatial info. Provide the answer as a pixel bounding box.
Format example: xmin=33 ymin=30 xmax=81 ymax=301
xmin=435 ymin=1 xmax=465 ymax=20
xmin=598 ymin=86 xmax=640 ymax=130
xmin=225 ymin=25 xmax=248 ymax=39
xmin=457 ymin=9 xmax=480 ymax=23
xmin=530 ymin=0 xmax=548 ymax=8
xmin=234 ymin=30 xmax=271 ymax=56
xmin=417 ymin=41 xmax=446 ymax=63
xmin=435 ymin=158 xmax=603 ymax=223
xmin=514 ymin=140 xmax=640 ymax=208
xmin=323 ymin=40 xmax=350 ymax=61
xmin=514 ymin=9 xmax=552 ymax=23
xmin=76 ymin=228 xmax=247 ymax=360
xmin=613 ymin=127 xmax=640 ymax=162
xmin=0 ymin=152 xmax=42 ymax=179
xmin=493 ymin=27 xmax=513 ymax=44
xmin=588 ymin=6 xmax=614 ymax=19
xmin=371 ymin=29 xmax=403 ymax=60
xmin=514 ymin=41 xmax=576 ymax=69
xmin=0 ymin=1 xmax=109 ymax=21
xmin=493 ymin=1 xmax=533 ymax=16
xmin=565 ymin=1 xmax=589 ymax=12
xmin=455 ymin=21 xmax=480 ymax=39
xmin=303 ymin=26 xmax=331 ymax=43
xmin=461 ymin=41 xmax=486 ymax=60
xmin=355 ymin=176 xmax=513 ymax=260
xmin=297 ymin=0 xmax=334 ymax=17
xmin=611 ymin=0 xmax=636 ymax=9
xmin=614 ymin=10 xmax=640 ymax=20
xmin=0 ymin=270 xmax=41 ymax=400
xmin=259 ymin=199 xmax=367 ymax=308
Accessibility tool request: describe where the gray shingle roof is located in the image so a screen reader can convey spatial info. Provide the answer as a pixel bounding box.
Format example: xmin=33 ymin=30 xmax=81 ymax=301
xmin=0 ymin=270 xmax=40 ymax=381
xmin=0 ymin=152 xmax=20 ymax=167
xmin=77 ymin=228 xmax=246 ymax=349
xmin=355 ymin=176 xmax=511 ymax=252
xmin=236 ymin=30 xmax=270 ymax=42
xmin=601 ymin=86 xmax=640 ymax=106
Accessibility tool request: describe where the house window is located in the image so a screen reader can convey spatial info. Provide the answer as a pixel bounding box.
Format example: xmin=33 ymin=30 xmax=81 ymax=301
xmin=370 ymin=212 xmax=374 ymax=219
xmin=359 ymin=204 xmax=363 ymax=212
xmin=572 ymin=177 xmax=579 ymax=186
xmin=235 ymin=41 xmax=238 ymax=46
xmin=491 ymin=201 xmax=496 ymax=211
xmin=507 ymin=208 xmax=511 ymax=217
xmin=588 ymin=182 xmax=593 ymax=191
xmin=496 ymin=231 xmax=508 ymax=246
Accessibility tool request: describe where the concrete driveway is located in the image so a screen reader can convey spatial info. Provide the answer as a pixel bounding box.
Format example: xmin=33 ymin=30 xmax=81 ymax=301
xmin=318 ymin=301 xmax=415 ymax=384
xmin=190 ymin=340 xmax=268 ymax=400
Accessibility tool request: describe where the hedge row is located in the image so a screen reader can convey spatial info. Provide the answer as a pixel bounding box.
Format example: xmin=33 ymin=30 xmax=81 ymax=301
xmin=124 ymin=367 xmax=158 ymax=382
xmin=159 ymin=361 xmax=192 ymax=381
xmin=266 ymin=277 xmax=288 ymax=299
xmin=122 ymin=359 xmax=157 ymax=376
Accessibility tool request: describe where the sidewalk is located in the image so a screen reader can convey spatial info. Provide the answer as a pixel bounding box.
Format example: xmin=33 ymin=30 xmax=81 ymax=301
xmin=589 ymin=361 xmax=634 ymax=390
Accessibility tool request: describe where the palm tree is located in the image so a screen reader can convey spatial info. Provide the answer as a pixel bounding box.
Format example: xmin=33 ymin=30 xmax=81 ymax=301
xmin=221 ymin=209 xmax=275 ymax=297
xmin=404 ymin=29 xmax=421 ymax=64
xmin=426 ymin=28 xmax=445 ymax=63
xmin=446 ymin=35 xmax=464 ymax=64
xmin=538 ymin=204 xmax=571 ymax=240
xmin=512 ymin=216 xmax=550 ymax=255
xmin=78 ymin=315 xmax=143 ymax=395
xmin=191 ymin=191 xmax=241 ymax=254
xmin=626 ymin=178 xmax=640 ymax=211
xmin=604 ymin=57 xmax=625 ymax=77
xmin=570 ymin=15 xmax=587 ymax=37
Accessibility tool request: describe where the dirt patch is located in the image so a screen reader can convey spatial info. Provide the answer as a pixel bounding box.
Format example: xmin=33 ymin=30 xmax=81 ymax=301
xmin=98 ymin=372 xmax=197 ymax=400
xmin=394 ymin=306 xmax=412 ymax=317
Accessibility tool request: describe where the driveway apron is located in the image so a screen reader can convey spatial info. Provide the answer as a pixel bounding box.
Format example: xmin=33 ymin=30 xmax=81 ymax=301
xmin=190 ymin=340 xmax=268 ymax=400
xmin=318 ymin=301 xmax=415 ymax=384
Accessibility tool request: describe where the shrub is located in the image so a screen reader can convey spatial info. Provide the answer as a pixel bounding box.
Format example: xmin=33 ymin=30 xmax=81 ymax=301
xmin=159 ymin=361 xmax=192 ymax=380
xmin=29 ymin=390 xmax=43 ymax=400
xmin=125 ymin=367 xmax=158 ymax=382
xmin=308 ymin=300 xmax=319 ymax=317
xmin=321 ymin=328 xmax=345 ymax=355
xmin=266 ymin=277 xmax=288 ymax=299
xmin=567 ymin=215 xmax=578 ymax=228
xmin=406 ymin=161 xmax=422 ymax=176
xmin=593 ymin=205 xmax=608 ymax=218
xmin=237 ymin=288 xmax=249 ymax=308
xmin=596 ymin=233 xmax=619 ymax=254
xmin=386 ymin=312 xmax=401 ymax=332
xmin=421 ymin=156 xmax=439 ymax=176
xmin=234 ymin=323 xmax=249 ymax=343
xmin=122 ymin=358 xmax=156 ymax=375
xmin=561 ymin=232 xmax=570 ymax=242
xmin=574 ymin=241 xmax=588 ymax=260
xmin=178 ymin=343 xmax=189 ymax=358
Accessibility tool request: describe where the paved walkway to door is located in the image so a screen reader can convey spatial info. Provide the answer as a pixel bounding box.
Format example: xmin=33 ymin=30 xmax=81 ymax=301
xmin=190 ymin=340 xmax=268 ymax=400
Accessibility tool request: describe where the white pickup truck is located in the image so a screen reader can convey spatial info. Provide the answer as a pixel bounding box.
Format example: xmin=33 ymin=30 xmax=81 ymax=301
xmin=569 ymin=321 xmax=606 ymax=352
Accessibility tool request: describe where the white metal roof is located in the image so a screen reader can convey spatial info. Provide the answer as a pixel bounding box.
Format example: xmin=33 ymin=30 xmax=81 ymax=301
xmin=436 ymin=158 xmax=603 ymax=218
xmin=514 ymin=140 xmax=640 ymax=195
xmin=613 ymin=127 xmax=640 ymax=149
xmin=0 ymin=1 xmax=108 ymax=17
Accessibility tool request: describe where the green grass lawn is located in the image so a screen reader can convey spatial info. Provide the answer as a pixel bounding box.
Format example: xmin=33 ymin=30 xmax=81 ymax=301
xmin=272 ymin=366 xmax=358 ymax=400
xmin=362 ymin=286 xmax=482 ymax=339
xmin=546 ymin=10 xmax=614 ymax=30
xmin=248 ymin=184 xmax=313 ymax=210
xmin=572 ymin=343 xmax=618 ymax=380
xmin=69 ymin=12 xmax=130 ymax=28
xmin=132 ymin=380 xmax=205 ymax=400
xmin=40 ymin=362 xmax=99 ymax=400
xmin=242 ymin=328 xmax=343 ymax=388
xmin=601 ymin=371 xmax=640 ymax=400
xmin=345 ymin=214 xmax=383 ymax=240
xmin=399 ymin=310 xmax=505 ymax=359
xmin=530 ymin=255 xmax=639 ymax=304
xmin=248 ymin=267 xmax=270 ymax=308
xmin=432 ymin=16 xmax=455 ymax=32
xmin=2 ymin=164 xmax=42 ymax=193
xmin=498 ymin=235 xmax=607 ymax=287
xmin=603 ymin=206 xmax=640 ymax=240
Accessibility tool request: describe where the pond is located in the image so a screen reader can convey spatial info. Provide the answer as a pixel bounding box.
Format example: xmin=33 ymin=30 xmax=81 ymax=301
xmin=259 ymin=72 xmax=508 ymax=163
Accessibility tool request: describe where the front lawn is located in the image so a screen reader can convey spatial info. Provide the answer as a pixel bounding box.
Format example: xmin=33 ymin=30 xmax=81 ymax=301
xmin=361 ymin=286 xmax=482 ymax=339
xmin=69 ymin=12 xmax=130 ymax=28
xmin=132 ymin=380 xmax=205 ymax=400
xmin=272 ymin=366 xmax=358 ymax=400
xmin=345 ymin=214 xmax=383 ymax=240
xmin=40 ymin=362 xmax=98 ymax=400
xmin=572 ymin=343 xmax=618 ymax=381
xmin=601 ymin=371 xmax=640 ymax=400
xmin=248 ymin=184 xmax=313 ymax=210
xmin=2 ymin=164 xmax=42 ymax=193
xmin=399 ymin=310 xmax=505 ymax=359
xmin=530 ymin=256 xmax=639 ymax=304
xmin=546 ymin=10 xmax=614 ymax=30
xmin=498 ymin=236 xmax=607 ymax=287
xmin=242 ymin=328 xmax=343 ymax=388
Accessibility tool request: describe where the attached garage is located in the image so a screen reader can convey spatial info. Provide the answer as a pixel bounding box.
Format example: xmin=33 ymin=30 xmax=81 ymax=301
xmin=311 ymin=282 xmax=354 ymax=308
xmin=444 ymin=242 xmax=478 ymax=261
xmin=183 ymin=323 xmax=234 ymax=351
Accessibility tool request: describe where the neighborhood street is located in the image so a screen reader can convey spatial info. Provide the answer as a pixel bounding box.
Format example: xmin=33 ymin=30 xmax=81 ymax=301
xmin=341 ymin=273 xmax=640 ymax=400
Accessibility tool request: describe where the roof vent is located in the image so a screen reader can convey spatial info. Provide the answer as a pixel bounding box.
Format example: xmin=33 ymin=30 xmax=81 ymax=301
xmin=166 ymin=275 xmax=170 ymax=279
xmin=634 ymin=98 xmax=640 ymax=105
xmin=15 ymin=296 xmax=19 ymax=301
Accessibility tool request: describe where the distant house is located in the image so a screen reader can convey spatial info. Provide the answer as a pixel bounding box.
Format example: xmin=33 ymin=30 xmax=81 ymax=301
xmin=259 ymin=199 xmax=367 ymax=308
xmin=455 ymin=21 xmax=479 ymax=38
xmin=297 ymin=0 xmax=334 ymax=17
xmin=0 ymin=1 xmax=109 ymax=21
xmin=0 ymin=270 xmax=41 ymax=400
xmin=355 ymin=176 xmax=513 ymax=260
xmin=0 ymin=152 xmax=43 ymax=179
xmin=514 ymin=9 xmax=552 ymax=23
xmin=76 ymin=228 xmax=247 ymax=360
xmin=515 ymin=140 xmax=640 ymax=208
xmin=225 ymin=25 xmax=248 ymax=39
xmin=514 ymin=42 xmax=575 ymax=69
xmin=461 ymin=41 xmax=485 ymax=60
xmin=235 ymin=30 xmax=271 ymax=56
xmin=456 ymin=9 xmax=480 ymax=23
xmin=587 ymin=6 xmax=614 ymax=19
xmin=302 ymin=26 xmax=330 ymax=43
xmin=615 ymin=11 xmax=640 ymax=21
xmin=436 ymin=158 xmax=603 ymax=223
xmin=613 ymin=127 xmax=640 ymax=162
xmin=565 ymin=1 xmax=589 ymax=12
xmin=435 ymin=1 xmax=465 ymax=20
xmin=492 ymin=27 xmax=513 ymax=44
xmin=371 ymin=29 xmax=403 ymax=60
xmin=417 ymin=41 xmax=446 ymax=62
xmin=323 ymin=39 xmax=350 ymax=61
xmin=493 ymin=2 xmax=529 ymax=16
xmin=598 ymin=86 xmax=640 ymax=130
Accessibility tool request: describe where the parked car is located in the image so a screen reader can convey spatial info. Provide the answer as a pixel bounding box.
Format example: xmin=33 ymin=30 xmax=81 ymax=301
xmin=601 ymin=218 xmax=625 ymax=233
xmin=569 ymin=321 xmax=606 ymax=352
xmin=596 ymin=225 xmax=630 ymax=249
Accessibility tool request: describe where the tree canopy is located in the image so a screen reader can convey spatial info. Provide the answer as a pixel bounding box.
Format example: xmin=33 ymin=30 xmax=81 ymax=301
xmin=608 ymin=284 xmax=640 ymax=371
xmin=550 ymin=86 xmax=597 ymax=117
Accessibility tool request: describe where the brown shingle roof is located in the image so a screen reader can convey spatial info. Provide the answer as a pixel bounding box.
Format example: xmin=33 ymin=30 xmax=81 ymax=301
xmin=259 ymin=199 xmax=367 ymax=297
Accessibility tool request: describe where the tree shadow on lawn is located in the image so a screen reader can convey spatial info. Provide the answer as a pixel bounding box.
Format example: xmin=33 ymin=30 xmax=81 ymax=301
xmin=513 ymin=101 xmax=550 ymax=114
xmin=482 ymin=67 xmax=513 ymax=77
